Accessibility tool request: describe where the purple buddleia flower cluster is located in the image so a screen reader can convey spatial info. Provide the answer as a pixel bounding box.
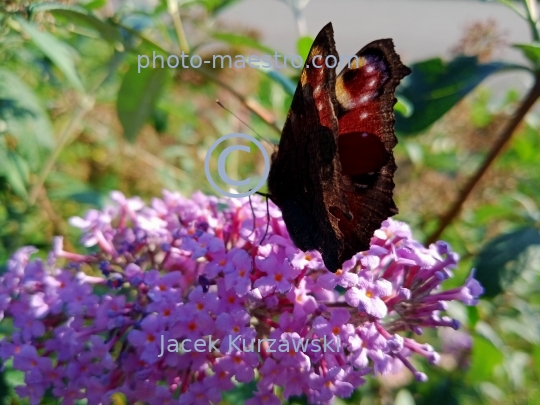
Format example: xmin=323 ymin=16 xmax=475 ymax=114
xmin=0 ymin=190 xmax=483 ymax=405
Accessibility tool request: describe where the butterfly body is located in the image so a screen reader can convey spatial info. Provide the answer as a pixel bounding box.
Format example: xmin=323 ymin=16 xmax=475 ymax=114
xmin=267 ymin=23 xmax=411 ymax=272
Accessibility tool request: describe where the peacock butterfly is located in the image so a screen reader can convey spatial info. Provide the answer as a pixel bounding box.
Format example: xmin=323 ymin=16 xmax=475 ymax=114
xmin=267 ymin=22 xmax=411 ymax=272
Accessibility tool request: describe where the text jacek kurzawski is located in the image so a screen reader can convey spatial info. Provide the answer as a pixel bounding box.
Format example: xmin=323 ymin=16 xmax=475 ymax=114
xmin=157 ymin=334 xmax=341 ymax=356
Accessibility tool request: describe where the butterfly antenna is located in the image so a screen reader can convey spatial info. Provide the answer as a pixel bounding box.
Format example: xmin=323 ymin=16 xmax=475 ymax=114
xmin=246 ymin=194 xmax=257 ymax=238
xmin=216 ymin=100 xmax=274 ymax=148
xmin=255 ymin=191 xmax=271 ymax=199
xmin=259 ymin=195 xmax=271 ymax=245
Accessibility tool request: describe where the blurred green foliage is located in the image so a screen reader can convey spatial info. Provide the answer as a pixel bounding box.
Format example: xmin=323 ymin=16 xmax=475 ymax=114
xmin=1 ymin=0 xmax=540 ymax=404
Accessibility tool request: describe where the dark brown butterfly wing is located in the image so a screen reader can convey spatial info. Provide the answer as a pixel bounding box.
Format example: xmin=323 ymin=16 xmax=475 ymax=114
xmin=268 ymin=23 xmax=411 ymax=273
xmin=332 ymin=40 xmax=411 ymax=264
xmin=267 ymin=23 xmax=351 ymax=272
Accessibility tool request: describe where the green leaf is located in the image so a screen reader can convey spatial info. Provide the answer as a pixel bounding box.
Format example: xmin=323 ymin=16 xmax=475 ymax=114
xmin=0 ymin=370 xmax=10 ymax=403
xmin=394 ymin=95 xmax=413 ymax=118
xmin=28 ymin=2 xmax=88 ymax=14
xmin=222 ymin=381 xmax=257 ymax=404
xmin=2 ymin=151 xmax=30 ymax=198
xmin=260 ymin=68 xmax=296 ymax=96
xmin=15 ymin=17 xmax=85 ymax=92
xmin=394 ymin=389 xmax=416 ymax=405
xmin=533 ymin=345 xmax=540 ymax=379
xmin=66 ymin=191 xmax=108 ymax=207
xmin=474 ymin=227 xmax=540 ymax=297
xmin=30 ymin=3 xmax=121 ymax=43
xmin=80 ymin=0 xmax=108 ymax=10
xmin=117 ymin=64 xmax=168 ymax=142
xmin=395 ymin=56 xmax=522 ymax=134
xmin=212 ymin=32 xmax=276 ymax=55
xmin=513 ymin=43 xmax=540 ymax=65
xmin=467 ymin=335 xmax=504 ymax=382
xmin=204 ymin=0 xmax=242 ymax=15
xmin=2 ymin=361 xmax=24 ymax=389
xmin=467 ymin=305 xmax=480 ymax=329
xmin=50 ymin=9 xmax=122 ymax=44
xmin=0 ymin=68 xmax=55 ymax=168
xmin=296 ymin=36 xmax=314 ymax=63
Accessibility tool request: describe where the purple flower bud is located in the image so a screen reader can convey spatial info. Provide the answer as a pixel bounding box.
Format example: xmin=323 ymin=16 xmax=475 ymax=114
xmin=428 ymin=352 xmax=440 ymax=365
xmin=387 ymin=334 xmax=404 ymax=353
xmin=414 ymin=372 xmax=428 ymax=382
xmin=398 ymin=287 xmax=411 ymax=300
xmin=161 ymin=243 xmax=171 ymax=252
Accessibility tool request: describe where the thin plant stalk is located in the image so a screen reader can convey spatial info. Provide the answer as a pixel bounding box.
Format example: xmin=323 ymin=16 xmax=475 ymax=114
xmin=29 ymin=95 xmax=95 ymax=205
xmin=426 ymin=74 xmax=540 ymax=245
xmin=167 ymin=0 xmax=190 ymax=53
xmin=523 ymin=0 xmax=540 ymax=42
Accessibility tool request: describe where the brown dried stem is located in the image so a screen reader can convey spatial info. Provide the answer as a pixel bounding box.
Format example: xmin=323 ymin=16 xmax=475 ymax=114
xmin=426 ymin=74 xmax=540 ymax=245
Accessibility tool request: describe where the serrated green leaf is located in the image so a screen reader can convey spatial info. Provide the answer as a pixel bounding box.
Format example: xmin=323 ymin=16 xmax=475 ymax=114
xmin=396 ymin=56 xmax=523 ymax=134
xmin=15 ymin=17 xmax=85 ymax=92
xmin=117 ymin=64 xmax=168 ymax=142
xmin=474 ymin=227 xmax=540 ymax=297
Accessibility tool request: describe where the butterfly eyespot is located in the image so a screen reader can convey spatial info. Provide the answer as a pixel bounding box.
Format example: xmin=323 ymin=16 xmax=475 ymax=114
xmin=366 ymin=65 xmax=375 ymax=73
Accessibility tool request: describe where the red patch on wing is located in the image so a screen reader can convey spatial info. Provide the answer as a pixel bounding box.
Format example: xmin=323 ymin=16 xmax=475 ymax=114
xmin=335 ymin=52 xmax=395 ymax=176
xmin=337 ymin=132 xmax=388 ymax=176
